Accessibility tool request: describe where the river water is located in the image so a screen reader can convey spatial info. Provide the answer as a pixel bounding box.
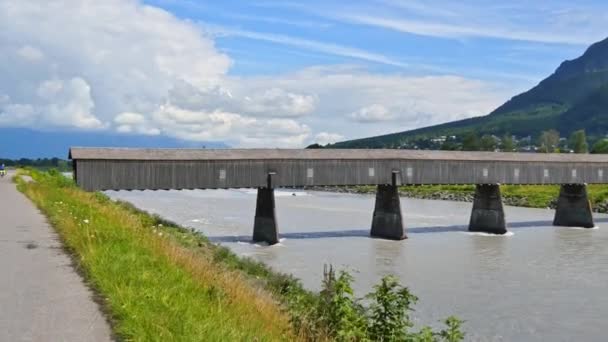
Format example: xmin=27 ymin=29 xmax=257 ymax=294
xmin=106 ymin=189 xmax=608 ymax=341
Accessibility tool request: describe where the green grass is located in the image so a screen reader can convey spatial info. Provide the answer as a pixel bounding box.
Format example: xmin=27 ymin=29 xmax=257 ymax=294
xmin=402 ymin=184 xmax=608 ymax=209
xmin=345 ymin=184 xmax=608 ymax=210
xmin=16 ymin=170 xmax=302 ymax=341
xmin=400 ymin=184 xmax=476 ymax=197
xmin=500 ymin=185 xmax=559 ymax=207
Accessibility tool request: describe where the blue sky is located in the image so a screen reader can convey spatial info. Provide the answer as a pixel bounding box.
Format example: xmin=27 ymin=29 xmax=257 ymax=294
xmin=0 ymin=0 xmax=607 ymax=149
xmin=149 ymin=0 xmax=604 ymax=81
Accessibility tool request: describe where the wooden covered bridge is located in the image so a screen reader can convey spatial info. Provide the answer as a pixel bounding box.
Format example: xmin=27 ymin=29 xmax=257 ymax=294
xmin=69 ymin=147 xmax=608 ymax=244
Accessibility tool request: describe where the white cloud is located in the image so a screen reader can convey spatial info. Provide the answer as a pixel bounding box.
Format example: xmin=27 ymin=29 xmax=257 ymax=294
xmin=220 ymin=12 xmax=333 ymax=30
xmin=0 ymin=0 xmax=513 ymax=147
xmin=262 ymin=0 xmax=608 ymax=46
xmin=242 ymin=88 xmax=316 ymax=117
xmin=152 ymin=104 xmax=310 ymax=147
xmin=230 ymin=68 xmax=509 ymax=140
xmin=338 ymin=13 xmax=582 ymax=45
xmin=349 ymin=104 xmax=395 ymax=123
xmin=0 ymin=0 xmax=317 ymax=146
xmin=314 ymin=132 xmax=345 ymax=145
xmin=205 ymin=25 xmax=409 ymax=68
xmin=114 ymin=112 xmax=161 ymax=135
xmin=42 ymin=78 xmax=104 ymax=129
xmin=114 ymin=112 xmax=147 ymax=126
xmin=239 ymin=119 xmax=311 ymax=147
xmin=0 ymin=77 xmax=104 ymax=129
xmin=17 ymin=45 xmax=44 ymax=62
xmin=0 ymin=0 xmax=230 ymax=128
xmin=164 ymin=82 xmax=316 ymax=118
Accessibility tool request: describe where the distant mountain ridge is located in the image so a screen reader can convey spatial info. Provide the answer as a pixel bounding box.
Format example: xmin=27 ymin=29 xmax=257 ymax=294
xmin=0 ymin=128 xmax=228 ymax=159
xmin=332 ymin=37 xmax=608 ymax=148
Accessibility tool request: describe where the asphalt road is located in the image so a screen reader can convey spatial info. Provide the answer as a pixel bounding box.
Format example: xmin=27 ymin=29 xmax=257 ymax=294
xmin=0 ymin=172 xmax=112 ymax=341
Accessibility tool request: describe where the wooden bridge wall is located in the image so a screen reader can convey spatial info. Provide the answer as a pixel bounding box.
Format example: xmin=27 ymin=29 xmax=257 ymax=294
xmin=73 ymin=158 xmax=608 ymax=191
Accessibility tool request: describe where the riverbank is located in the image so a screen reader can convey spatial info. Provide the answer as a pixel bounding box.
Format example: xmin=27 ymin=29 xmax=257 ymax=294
xmin=309 ymin=184 xmax=608 ymax=213
xmin=16 ymin=170 xmax=464 ymax=341
xmin=15 ymin=170 xmax=301 ymax=341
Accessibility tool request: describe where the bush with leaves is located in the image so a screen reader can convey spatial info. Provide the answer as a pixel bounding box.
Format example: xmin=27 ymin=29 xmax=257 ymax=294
xmin=311 ymin=266 xmax=464 ymax=342
xmin=317 ymin=266 xmax=368 ymax=341
xmin=367 ymin=275 xmax=417 ymax=341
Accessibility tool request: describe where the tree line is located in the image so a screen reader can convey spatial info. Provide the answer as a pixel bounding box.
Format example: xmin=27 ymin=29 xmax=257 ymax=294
xmin=310 ymin=129 xmax=608 ymax=154
xmin=0 ymin=158 xmax=72 ymax=171
xmin=453 ymin=129 xmax=608 ymax=154
xmin=527 ymin=129 xmax=607 ymax=154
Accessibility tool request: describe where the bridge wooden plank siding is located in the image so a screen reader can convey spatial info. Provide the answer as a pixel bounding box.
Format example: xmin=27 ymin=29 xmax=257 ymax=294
xmin=69 ymin=147 xmax=606 ymax=244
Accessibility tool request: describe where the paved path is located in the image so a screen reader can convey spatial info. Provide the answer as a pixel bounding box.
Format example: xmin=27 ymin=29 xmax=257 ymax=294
xmin=0 ymin=172 xmax=112 ymax=341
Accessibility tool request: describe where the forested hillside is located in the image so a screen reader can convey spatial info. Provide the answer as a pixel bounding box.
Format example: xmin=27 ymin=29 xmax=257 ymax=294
xmin=331 ymin=37 xmax=608 ymax=149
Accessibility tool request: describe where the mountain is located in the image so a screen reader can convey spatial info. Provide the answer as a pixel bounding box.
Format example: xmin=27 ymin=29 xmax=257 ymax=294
xmin=0 ymin=128 xmax=228 ymax=159
xmin=332 ymin=37 xmax=608 ymax=148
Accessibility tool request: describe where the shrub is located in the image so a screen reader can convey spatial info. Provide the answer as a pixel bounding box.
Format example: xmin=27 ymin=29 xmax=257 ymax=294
xmin=315 ymin=267 xmax=465 ymax=342
xmin=367 ymin=275 xmax=417 ymax=341
xmin=318 ymin=266 xmax=367 ymax=341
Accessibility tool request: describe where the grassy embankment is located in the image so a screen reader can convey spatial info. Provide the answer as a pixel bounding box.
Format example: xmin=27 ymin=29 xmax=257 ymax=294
xmin=15 ymin=169 xmax=316 ymax=341
xmin=349 ymin=184 xmax=608 ymax=210
xmin=16 ymin=170 xmax=467 ymax=341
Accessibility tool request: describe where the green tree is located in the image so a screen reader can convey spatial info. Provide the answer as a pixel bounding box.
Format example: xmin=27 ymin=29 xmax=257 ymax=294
xmin=501 ymin=134 xmax=515 ymax=152
xmin=479 ymin=135 xmax=497 ymax=151
xmin=306 ymin=143 xmax=323 ymax=149
xmin=538 ymin=129 xmax=560 ymax=153
xmin=569 ymin=129 xmax=588 ymax=153
xmin=461 ymin=132 xmax=479 ymax=151
xmin=440 ymin=140 xmax=459 ymax=151
xmin=591 ymin=139 xmax=608 ymax=154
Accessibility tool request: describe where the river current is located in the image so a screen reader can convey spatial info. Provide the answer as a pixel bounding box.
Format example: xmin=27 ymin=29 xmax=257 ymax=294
xmin=106 ymin=189 xmax=608 ymax=341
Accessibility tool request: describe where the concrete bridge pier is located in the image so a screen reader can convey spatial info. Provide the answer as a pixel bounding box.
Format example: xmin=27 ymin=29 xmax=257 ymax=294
xmin=371 ymin=172 xmax=407 ymax=240
xmin=253 ymin=173 xmax=279 ymax=245
xmin=469 ymin=184 xmax=507 ymax=234
xmin=553 ymin=184 xmax=595 ymax=228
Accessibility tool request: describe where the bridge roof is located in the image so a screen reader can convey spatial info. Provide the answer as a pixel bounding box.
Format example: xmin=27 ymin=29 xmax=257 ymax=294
xmin=69 ymin=147 xmax=608 ymax=163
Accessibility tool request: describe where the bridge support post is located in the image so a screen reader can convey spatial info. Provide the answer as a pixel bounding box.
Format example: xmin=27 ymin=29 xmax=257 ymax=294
xmin=469 ymin=184 xmax=507 ymax=234
xmin=253 ymin=174 xmax=279 ymax=245
xmin=553 ymin=184 xmax=595 ymax=228
xmin=371 ymin=172 xmax=406 ymax=240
